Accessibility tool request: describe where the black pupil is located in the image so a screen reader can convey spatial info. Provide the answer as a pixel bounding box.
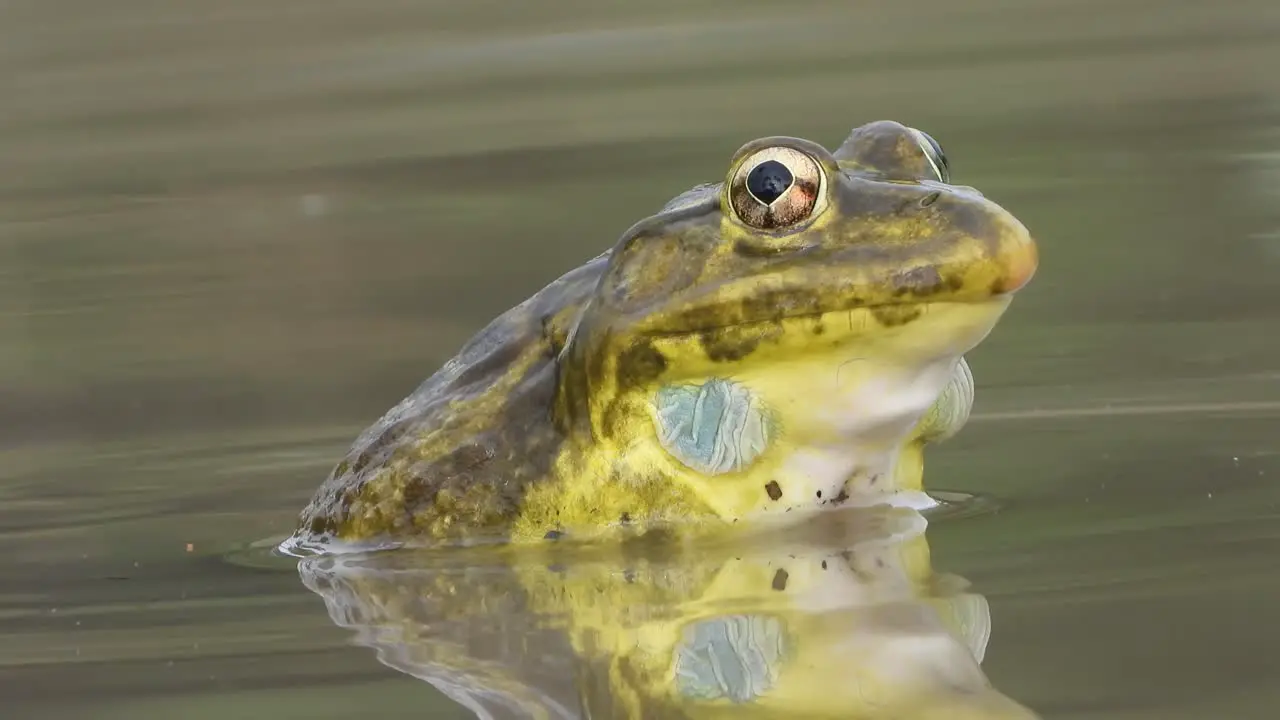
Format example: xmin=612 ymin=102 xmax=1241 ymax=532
xmin=746 ymin=160 xmax=793 ymax=204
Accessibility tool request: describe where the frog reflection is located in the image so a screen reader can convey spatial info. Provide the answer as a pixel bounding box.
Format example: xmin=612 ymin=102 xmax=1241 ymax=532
xmin=297 ymin=506 xmax=1038 ymax=719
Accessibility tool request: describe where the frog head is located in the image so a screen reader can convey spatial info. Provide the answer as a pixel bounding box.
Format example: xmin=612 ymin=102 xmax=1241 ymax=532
xmin=555 ymin=121 xmax=1037 ymax=523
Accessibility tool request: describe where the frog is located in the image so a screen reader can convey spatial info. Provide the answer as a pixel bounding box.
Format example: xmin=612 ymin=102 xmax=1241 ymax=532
xmin=281 ymin=120 xmax=1038 ymax=554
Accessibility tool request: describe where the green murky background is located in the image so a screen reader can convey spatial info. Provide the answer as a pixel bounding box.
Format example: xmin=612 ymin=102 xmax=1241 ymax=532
xmin=2 ymin=1 xmax=1279 ymax=717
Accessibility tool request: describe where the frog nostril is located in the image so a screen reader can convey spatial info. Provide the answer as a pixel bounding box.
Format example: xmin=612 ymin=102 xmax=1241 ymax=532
xmin=919 ymin=191 xmax=941 ymax=208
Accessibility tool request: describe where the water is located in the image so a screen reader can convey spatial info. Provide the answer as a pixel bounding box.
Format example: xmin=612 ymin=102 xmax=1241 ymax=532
xmin=3 ymin=1 xmax=1280 ymax=717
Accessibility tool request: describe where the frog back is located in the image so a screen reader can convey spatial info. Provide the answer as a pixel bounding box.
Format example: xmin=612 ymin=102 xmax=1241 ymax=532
xmin=289 ymin=254 xmax=608 ymax=549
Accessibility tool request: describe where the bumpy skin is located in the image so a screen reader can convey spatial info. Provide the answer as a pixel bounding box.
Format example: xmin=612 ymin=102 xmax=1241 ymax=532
xmin=286 ymin=121 xmax=1038 ymax=551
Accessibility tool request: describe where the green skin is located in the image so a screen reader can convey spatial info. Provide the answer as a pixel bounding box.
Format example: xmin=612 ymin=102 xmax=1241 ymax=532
xmin=284 ymin=120 xmax=1038 ymax=553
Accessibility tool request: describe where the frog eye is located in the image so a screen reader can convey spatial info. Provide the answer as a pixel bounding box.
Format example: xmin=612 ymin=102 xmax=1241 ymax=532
xmin=908 ymin=128 xmax=950 ymax=183
xmin=728 ymin=147 xmax=826 ymax=231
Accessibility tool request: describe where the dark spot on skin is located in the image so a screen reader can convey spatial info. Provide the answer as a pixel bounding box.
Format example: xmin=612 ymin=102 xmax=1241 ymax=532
xmin=351 ymin=452 xmax=373 ymax=475
xmin=547 ymin=563 xmax=567 ymax=573
xmin=831 ymin=488 xmax=850 ymax=506
xmin=616 ymin=342 xmax=667 ymax=388
xmin=624 ymin=569 xmax=637 ymax=583
xmin=821 ymin=560 xmax=828 ymax=570
xmin=742 ymin=289 xmax=822 ymax=323
xmin=401 ymin=476 xmax=433 ymax=509
xmin=539 ymin=313 xmax=560 ymax=348
xmin=454 ymin=443 xmax=493 ymax=470
xmin=619 ymin=512 xmax=632 ymax=524
xmin=771 ymin=569 xmax=789 ymax=591
xmin=812 ymin=322 xmax=825 ymax=335
xmin=869 ymin=474 xmax=880 ymax=486
xmin=890 ymin=266 xmax=944 ymax=297
xmin=544 ymin=530 xmax=564 ymax=541
xmin=815 ymin=490 xmax=823 ymax=499
xmin=876 ymin=558 xmax=886 ymax=569
xmin=308 ymin=516 xmax=333 ymax=536
xmin=871 ymin=305 xmax=923 ymax=327
xmin=600 ymin=401 xmax=634 ymax=444
xmin=990 ymin=277 xmax=1009 ymax=295
xmin=699 ymin=328 xmax=761 ymax=362
xmin=765 ymin=481 xmax=783 ymax=501
xmin=671 ymin=304 xmax=727 ymax=333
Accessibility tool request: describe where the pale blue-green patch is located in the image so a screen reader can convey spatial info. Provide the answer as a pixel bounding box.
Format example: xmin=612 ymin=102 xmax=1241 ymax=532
xmin=674 ymin=615 xmax=785 ymax=703
xmin=654 ymin=379 xmax=770 ymax=475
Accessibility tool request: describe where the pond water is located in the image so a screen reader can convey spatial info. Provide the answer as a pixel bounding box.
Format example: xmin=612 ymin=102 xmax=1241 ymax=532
xmin=2 ymin=1 xmax=1279 ymax=718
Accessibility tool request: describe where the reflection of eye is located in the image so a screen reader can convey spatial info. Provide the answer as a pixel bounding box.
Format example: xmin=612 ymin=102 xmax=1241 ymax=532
xmin=909 ymin=127 xmax=950 ymax=183
xmin=728 ymin=147 xmax=826 ymax=230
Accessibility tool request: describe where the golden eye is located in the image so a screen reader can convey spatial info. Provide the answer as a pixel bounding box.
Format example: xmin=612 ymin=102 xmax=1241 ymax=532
xmin=908 ymin=127 xmax=950 ymax=183
xmin=728 ymin=147 xmax=826 ymax=231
